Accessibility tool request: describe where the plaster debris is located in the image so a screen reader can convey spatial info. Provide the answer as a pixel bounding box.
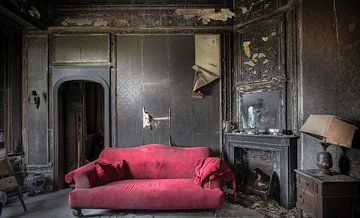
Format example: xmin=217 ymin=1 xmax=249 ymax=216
xmin=243 ymin=41 xmax=251 ymax=57
xmin=263 ymin=59 xmax=269 ymax=64
xmin=271 ymin=31 xmax=277 ymax=36
xmin=240 ymin=7 xmax=249 ymax=14
xmin=142 ymin=108 xmax=152 ymax=128
xmin=262 ymin=36 xmax=269 ymax=42
xmin=235 ymin=192 xmax=290 ymax=217
xmin=175 ymin=9 xmax=200 ymax=20
xmin=115 ymin=19 xmax=130 ymax=27
xmin=94 ymin=18 xmax=109 ymax=27
xmin=61 ymin=17 xmax=92 ymax=26
xmin=175 ymin=9 xmax=235 ymax=25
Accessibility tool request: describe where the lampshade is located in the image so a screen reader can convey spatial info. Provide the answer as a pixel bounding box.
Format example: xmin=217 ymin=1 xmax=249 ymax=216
xmin=300 ymin=115 xmax=358 ymax=148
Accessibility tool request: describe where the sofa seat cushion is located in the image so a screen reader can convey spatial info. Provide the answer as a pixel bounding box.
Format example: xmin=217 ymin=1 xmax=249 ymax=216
xmin=69 ymin=179 xmax=224 ymax=209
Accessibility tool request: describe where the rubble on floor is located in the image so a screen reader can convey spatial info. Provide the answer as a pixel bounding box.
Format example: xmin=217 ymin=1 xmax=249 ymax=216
xmin=216 ymin=203 xmax=263 ymax=217
xmin=224 ymin=188 xmax=297 ymax=218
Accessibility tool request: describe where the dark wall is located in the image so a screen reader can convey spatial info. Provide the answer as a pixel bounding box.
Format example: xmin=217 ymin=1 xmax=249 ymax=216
xmin=0 ymin=28 xmax=22 ymax=154
xmin=117 ymin=35 xmax=220 ymax=151
xmin=300 ymin=0 xmax=360 ymax=178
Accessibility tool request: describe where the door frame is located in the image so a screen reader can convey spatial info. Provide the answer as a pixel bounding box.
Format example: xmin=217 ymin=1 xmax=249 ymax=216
xmin=51 ymin=66 xmax=110 ymax=189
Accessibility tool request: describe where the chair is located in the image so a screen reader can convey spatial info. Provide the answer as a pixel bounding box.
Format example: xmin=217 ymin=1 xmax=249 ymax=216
xmin=0 ymin=158 xmax=26 ymax=212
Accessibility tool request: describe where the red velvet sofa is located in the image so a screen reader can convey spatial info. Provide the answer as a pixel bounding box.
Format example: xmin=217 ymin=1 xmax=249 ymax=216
xmin=65 ymin=144 xmax=234 ymax=216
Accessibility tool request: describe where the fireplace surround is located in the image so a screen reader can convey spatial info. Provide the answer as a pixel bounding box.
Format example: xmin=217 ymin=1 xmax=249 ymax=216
xmin=225 ymin=133 xmax=298 ymax=209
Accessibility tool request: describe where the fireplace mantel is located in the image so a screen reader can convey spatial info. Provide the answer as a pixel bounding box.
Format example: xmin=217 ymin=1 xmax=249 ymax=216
xmin=225 ymin=133 xmax=298 ymax=209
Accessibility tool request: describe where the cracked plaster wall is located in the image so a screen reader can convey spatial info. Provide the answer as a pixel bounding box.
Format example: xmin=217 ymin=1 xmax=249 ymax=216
xmin=233 ymin=0 xmax=283 ymax=25
xmin=49 ymin=8 xmax=235 ymax=29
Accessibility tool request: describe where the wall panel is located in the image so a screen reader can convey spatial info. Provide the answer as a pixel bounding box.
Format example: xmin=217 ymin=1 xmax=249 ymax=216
xmin=116 ymin=35 xmax=220 ymax=150
xmin=300 ymin=0 xmax=360 ymax=178
xmin=53 ymin=34 xmax=110 ymax=64
xmin=25 ymin=35 xmax=48 ymax=166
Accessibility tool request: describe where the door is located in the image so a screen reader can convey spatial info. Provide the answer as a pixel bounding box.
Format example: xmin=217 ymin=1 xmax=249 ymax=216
xmin=57 ymin=81 xmax=105 ymax=188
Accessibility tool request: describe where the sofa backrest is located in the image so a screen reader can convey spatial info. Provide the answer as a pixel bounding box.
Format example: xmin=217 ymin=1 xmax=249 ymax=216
xmin=98 ymin=144 xmax=213 ymax=179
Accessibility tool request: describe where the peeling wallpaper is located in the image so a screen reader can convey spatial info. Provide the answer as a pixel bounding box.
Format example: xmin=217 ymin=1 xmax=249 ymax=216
xmin=50 ymin=8 xmax=235 ymax=29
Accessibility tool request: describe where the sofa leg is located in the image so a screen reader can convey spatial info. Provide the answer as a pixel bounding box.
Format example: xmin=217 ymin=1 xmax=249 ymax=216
xmin=72 ymin=209 xmax=83 ymax=217
xmin=214 ymin=209 xmax=221 ymax=217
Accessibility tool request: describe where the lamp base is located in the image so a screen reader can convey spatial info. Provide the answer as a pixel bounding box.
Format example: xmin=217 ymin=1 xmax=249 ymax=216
xmin=316 ymin=147 xmax=333 ymax=176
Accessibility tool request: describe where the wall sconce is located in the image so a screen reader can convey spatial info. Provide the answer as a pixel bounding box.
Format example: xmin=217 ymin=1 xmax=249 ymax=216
xmin=31 ymin=90 xmax=40 ymax=109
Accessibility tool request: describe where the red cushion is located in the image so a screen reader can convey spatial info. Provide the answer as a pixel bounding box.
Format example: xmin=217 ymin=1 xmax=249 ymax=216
xmin=95 ymin=160 xmax=127 ymax=185
xmin=69 ymin=179 xmax=224 ymax=209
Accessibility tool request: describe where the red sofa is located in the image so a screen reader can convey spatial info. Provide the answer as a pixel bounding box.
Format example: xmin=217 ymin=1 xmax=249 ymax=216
xmin=65 ymin=144 xmax=234 ymax=216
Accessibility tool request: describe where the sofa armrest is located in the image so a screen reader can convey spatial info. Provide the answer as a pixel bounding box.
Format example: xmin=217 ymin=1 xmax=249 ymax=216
xmin=65 ymin=161 xmax=98 ymax=188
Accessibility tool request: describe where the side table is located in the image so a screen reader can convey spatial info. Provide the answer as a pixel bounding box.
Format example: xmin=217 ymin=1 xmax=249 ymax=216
xmin=295 ymin=169 xmax=360 ymax=218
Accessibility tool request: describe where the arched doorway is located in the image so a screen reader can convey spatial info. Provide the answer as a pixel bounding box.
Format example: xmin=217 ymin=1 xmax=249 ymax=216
xmin=58 ymin=81 xmax=104 ymax=188
xmin=51 ymin=66 xmax=110 ymax=189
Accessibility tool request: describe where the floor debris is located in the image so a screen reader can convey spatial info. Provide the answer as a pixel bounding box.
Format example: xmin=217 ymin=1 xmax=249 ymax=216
xmin=224 ymin=188 xmax=298 ymax=218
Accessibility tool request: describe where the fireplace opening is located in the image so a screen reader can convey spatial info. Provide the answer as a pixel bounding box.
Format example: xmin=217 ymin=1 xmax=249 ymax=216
xmin=58 ymin=81 xmax=104 ymax=188
xmin=235 ymin=147 xmax=280 ymax=201
xmin=225 ymin=134 xmax=297 ymax=214
xmin=233 ymin=147 xmax=286 ymax=216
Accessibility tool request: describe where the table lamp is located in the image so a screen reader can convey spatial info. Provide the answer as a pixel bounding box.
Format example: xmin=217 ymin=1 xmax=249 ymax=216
xmin=300 ymin=115 xmax=358 ymax=175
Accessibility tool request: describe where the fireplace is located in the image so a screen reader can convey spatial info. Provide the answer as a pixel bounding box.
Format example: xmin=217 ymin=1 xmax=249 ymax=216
xmin=225 ymin=133 xmax=298 ymax=209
